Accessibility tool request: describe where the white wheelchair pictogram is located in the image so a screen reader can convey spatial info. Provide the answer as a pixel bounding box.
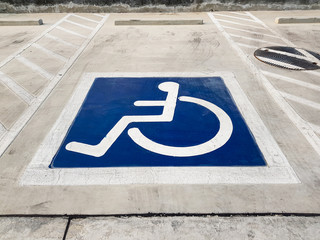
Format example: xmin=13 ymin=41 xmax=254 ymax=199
xmin=66 ymin=82 xmax=233 ymax=157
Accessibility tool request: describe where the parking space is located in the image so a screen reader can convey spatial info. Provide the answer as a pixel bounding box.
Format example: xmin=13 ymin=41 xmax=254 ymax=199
xmin=0 ymin=11 xmax=319 ymax=216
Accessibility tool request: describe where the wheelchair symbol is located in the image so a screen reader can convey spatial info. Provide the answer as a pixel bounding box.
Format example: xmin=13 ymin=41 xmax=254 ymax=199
xmin=66 ymin=82 xmax=233 ymax=157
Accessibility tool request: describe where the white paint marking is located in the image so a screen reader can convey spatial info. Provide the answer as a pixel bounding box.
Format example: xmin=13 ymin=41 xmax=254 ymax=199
xmin=0 ymin=14 xmax=71 ymax=70
xmin=45 ymin=34 xmax=78 ymax=48
xmin=64 ymin=19 xmax=95 ymax=30
xmin=0 ymin=71 xmax=34 ymax=105
xmin=216 ymin=19 xmax=265 ymax=30
xmin=208 ymin=12 xmax=320 ymax=157
xmin=237 ymin=43 xmax=258 ymax=49
xmin=94 ymin=13 xmax=105 ymax=18
xmin=229 ymin=12 xmax=250 ymax=16
xmin=16 ymin=55 xmax=54 ymax=80
xmin=246 ymin=12 xmax=294 ymax=47
xmin=56 ymin=26 xmax=87 ymax=39
xmin=0 ymin=123 xmax=6 ymax=140
xmin=214 ymin=13 xmax=259 ymax=23
xmin=229 ymin=33 xmax=282 ymax=45
xmin=66 ymin=82 xmax=180 ymax=157
xmin=129 ymin=96 xmax=233 ymax=157
xmin=32 ymin=43 xmax=68 ymax=62
xmin=221 ymin=25 xmax=282 ymax=39
xmin=297 ymin=49 xmax=320 ymax=65
xmin=310 ymin=123 xmax=320 ymax=135
xmin=0 ymin=14 xmax=110 ymax=157
xmin=71 ymin=14 xmax=100 ymax=24
xmin=280 ymin=91 xmax=320 ymax=110
xmin=262 ymin=71 xmax=320 ymax=92
xmin=260 ymin=47 xmax=320 ymax=64
xmin=257 ymin=56 xmax=305 ymax=70
xmin=21 ymin=71 xmax=299 ymax=185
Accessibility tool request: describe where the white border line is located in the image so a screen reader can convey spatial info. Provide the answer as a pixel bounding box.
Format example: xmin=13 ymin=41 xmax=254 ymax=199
xmin=21 ymin=71 xmax=300 ymax=185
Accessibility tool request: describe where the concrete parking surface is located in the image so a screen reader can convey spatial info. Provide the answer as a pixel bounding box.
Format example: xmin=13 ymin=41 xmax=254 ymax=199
xmin=0 ymin=10 xmax=319 ymax=239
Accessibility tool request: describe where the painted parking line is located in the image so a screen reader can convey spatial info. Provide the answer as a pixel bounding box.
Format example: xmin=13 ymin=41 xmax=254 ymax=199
xmin=0 ymin=71 xmax=34 ymax=105
xmin=21 ymin=72 xmax=299 ymax=185
xmin=32 ymin=43 xmax=68 ymax=62
xmin=45 ymin=34 xmax=78 ymax=48
xmin=0 ymin=123 xmax=6 ymax=140
xmin=64 ymin=19 xmax=95 ymax=30
xmin=228 ymin=33 xmax=282 ymax=45
xmin=56 ymin=26 xmax=87 ymax=39
xmin=261 ymin=71 xmax=320 ymax=91
xmin=0 ymin=14 xmax=109 ymax=157
xmin=16 ymin=55 xmax=55 ymax=80
xmin=209 ymin=12 xmax=320 ymax=156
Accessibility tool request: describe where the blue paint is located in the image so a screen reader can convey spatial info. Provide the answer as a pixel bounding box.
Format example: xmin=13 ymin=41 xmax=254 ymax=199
xmin=50 ymin=77 xmax=266 ymax=168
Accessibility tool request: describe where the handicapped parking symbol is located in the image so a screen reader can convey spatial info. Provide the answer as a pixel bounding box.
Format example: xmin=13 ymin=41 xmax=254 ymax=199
xmin=50 ymin=77 xmax=266 ymax=168
xmin=66 ymin=81 xmax=233 ymax=157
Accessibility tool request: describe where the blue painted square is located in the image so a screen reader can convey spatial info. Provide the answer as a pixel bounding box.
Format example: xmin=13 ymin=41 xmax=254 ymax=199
xmin=50 ymin=77 xmax=266 ymax=168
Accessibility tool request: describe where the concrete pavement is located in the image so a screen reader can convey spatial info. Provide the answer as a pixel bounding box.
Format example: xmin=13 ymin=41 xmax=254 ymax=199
xmin=0 ymin=10 xmax=319 ymax=238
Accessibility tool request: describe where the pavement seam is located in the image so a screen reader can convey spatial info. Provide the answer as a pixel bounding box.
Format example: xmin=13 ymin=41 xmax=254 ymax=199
xmin=0 ymin=213 xmax=319 ymax=218
xmin=62 ymin=217 xmax=71 ymax=240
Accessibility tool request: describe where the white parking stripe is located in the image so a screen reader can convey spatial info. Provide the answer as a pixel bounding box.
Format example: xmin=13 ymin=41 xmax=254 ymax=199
xmin=0 ymin=71 xmax=34 ymax=105
xmin=208 ymin=12 xmax=320 ymax=156
xmin=45 ymin=34 xmax=78 ymax=48
xmin=214 ymin=13 xmax=259 ymax=23
xmin=0 ymin=123 xmax=6 ymax=140
xmin=71 ymin=14 xmax=100 ymax=24
xmin=246 ymin=12 xmax=294 ymax=47
xmin=216 ymin=19 xmax=265 ymax=30
xmin=257 ymin=56 xmax=305 ymax=70
xmin=260 ymin=47 xmax=320 ymax=64
xmin=221 ymin=25 xmax=282 ymax=39
xmin=310 ymin=123 xmax=320 ymax=135
xmin=33 ymin=43 xmax=68 ymax=62
xmin=262 ymin=71 xmax=320 ymax=92
xmin=94 ymin=13 xmax=105 ymax=18
xmin=56 ymin=26 xmax=87 ymax=39
xmin=237 ymin=43 xmax=258 ymax=49
xmin=16 ymin=55 xmax=54 ymax=80
xmin=229 ymin=34 xmax=282 ymax=45
xmin=229 ymin=12 xmax=249 ymax=16
xmin=297 ymin=49 xmax=320 ymax=65
xmin=64 ymin=19 xmax=95 ymax=30
xmin=280 ymin=91 xmax=320 ymax=110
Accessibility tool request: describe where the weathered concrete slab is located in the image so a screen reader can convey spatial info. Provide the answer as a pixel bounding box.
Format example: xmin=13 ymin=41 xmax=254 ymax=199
xmin=66 ymin=216 xmax=320 ymax=240
xmin=0 ymin=11 xmax=319 ymax=217
xmin=0 ymin=217 xmax=67 ymax=240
